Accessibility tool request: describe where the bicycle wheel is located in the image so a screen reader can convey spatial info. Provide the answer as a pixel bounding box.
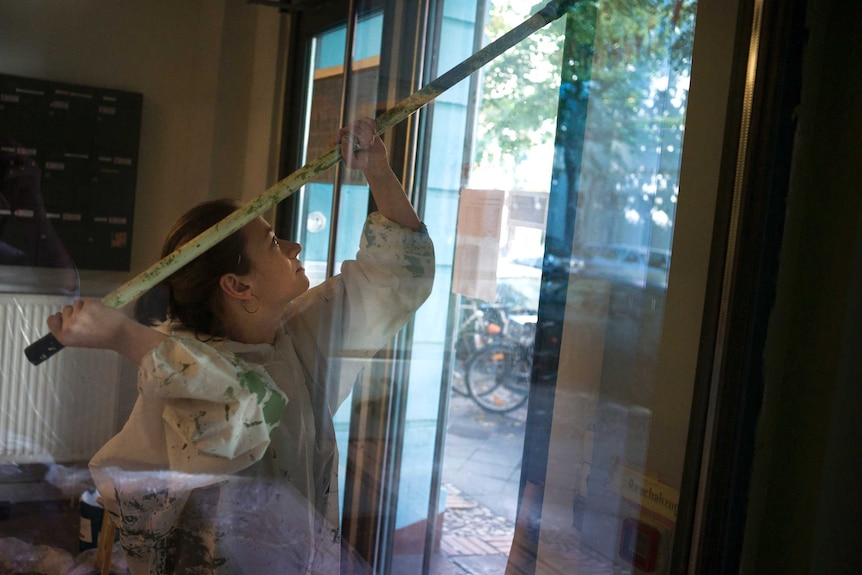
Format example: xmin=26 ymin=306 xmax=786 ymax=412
xmin=452 ymin=332 xmax=481 ymax=396
xmin=453 ymin=327 xmax=502 ymax=396
xmin=465 ymin=344 xmax=530 ymax=413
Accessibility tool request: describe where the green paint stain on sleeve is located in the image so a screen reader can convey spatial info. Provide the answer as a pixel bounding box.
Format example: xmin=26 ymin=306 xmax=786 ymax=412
xmin=262 ymin=390 xmax=286 ymax=426
xmin=402 ymin=255 xmax=425 ymax=276
xmin=237 ymin=369 xmax=267 ymax=403
xmin=363 ymin=226 xmax=380 ymax=248
xmin=237 ymin=369 xmax=286 ymax=425
xmin=192 ymin=410 xmax=207 ymax=436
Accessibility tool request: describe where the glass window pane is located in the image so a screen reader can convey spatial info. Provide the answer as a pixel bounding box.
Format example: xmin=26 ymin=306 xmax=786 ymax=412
xmin=515 ymin=1 xmax=698 ymax=572
xmin=289 ymin=10 xmax=386 ymax=529
xmin=295 ymin=13 xmax=383 ymax=288
xmin=401 ymin=0 xmax=699 ymax=573
xmin=391 ymin=0 xmax=569 ymax=572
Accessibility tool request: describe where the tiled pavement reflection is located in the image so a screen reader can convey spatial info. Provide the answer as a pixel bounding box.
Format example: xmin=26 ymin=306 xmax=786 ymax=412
xmin=440 ymin=484 xmax=514 ymax=557
xmin=438 ymin=394 xmax=622 ymax=575
xmin=437 ymin=484 xmax=620 ymax=575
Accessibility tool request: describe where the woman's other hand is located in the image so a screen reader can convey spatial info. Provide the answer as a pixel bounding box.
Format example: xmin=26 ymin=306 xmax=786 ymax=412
xmin=47 ymin=298 xmax=166 ymax=363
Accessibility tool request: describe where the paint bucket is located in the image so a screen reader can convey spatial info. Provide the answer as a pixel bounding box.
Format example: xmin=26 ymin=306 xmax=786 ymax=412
xmin=79 ymin=488 xmax=106 ymax=551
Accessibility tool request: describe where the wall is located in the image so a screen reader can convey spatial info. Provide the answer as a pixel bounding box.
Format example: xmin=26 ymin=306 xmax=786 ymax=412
xmin=742 ymin=0 xmax=862 ymax=572
xmin=0 ymin=0 xmax=288 ymax=453
xmin=0 ymin=0 xmax=288 ymax=294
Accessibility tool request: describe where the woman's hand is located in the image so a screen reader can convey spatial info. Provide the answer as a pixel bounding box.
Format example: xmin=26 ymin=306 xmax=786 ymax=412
xmin=47 ymin=298 xmax=166 ymax=363
xmin=337 ymin=118 xmax=389 ymax=178
xmin=335 ymin=118 xmax=423 ymax=231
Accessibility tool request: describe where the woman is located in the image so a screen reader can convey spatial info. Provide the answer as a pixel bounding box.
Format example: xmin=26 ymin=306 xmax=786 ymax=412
xmin=47 ymin=118 xmax=435 ymax=574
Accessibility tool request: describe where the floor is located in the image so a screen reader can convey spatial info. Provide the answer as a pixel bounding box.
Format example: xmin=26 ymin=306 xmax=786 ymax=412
xmin=0 ymin=463 xmax=93 ymax=574
xmin=0 ymin=394 xmax=620 ymax=574
xmin=0 ymin=467 xmax=514 ymax=575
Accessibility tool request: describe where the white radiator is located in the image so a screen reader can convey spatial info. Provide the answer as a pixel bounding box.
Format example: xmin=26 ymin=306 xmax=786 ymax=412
xmin=0 ymin=294 xmax=122 ymax=463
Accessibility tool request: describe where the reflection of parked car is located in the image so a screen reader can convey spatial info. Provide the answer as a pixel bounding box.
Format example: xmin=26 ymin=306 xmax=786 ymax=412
xmin=496 ymin=259 xmax=542 ymax=312
xmin=495 ymin=242 xmax=671 ymax=314
xmin=573 ymin=244 xmax=670 ymax=289
xmin=513 ymin=252 xmax=585 ymax=275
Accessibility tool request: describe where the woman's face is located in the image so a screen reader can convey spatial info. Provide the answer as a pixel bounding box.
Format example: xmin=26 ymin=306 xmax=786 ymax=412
xmin=238 ymin=217 xmax=309 ymax=312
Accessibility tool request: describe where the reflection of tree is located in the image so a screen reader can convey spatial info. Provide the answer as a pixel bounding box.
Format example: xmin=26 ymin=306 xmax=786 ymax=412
xmin=547 ymin=0 xmax=598 ymax=258
xmin=477 ymin=0 xmax=697 ymax=253
xmin=476 ymin=0 xmax=565 ymax=172
xmin=562 ymin=0 xmax=697 ymax=250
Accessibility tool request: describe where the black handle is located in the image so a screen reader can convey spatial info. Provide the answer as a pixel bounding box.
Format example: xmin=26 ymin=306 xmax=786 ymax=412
xmin=25 ymin=333 xmax=65 ymax=366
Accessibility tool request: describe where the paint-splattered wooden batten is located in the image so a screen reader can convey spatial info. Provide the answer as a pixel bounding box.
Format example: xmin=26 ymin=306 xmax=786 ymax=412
xmin=25 ymin=0 xmax=572 ymax=365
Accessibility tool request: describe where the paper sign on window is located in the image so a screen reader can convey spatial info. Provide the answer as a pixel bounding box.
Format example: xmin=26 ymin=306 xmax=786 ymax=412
xmin=452 ymin=188 xmax=505 ymax=302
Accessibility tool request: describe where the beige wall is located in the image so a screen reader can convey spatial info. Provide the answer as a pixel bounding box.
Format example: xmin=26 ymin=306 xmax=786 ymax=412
xmin=0 ymin=0 xmax=288 ymax=294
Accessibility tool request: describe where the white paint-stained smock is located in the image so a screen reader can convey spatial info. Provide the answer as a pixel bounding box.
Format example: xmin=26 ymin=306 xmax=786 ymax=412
xmin=89 ymin=213 xmax=435 ymax=574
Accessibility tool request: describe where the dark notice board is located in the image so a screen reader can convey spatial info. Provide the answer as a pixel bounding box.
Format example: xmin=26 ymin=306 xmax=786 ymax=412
xmin=0 ymin=73 xmax=142 ymax=272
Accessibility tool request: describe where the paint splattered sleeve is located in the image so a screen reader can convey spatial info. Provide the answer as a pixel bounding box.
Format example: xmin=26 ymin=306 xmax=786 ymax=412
xmin=286 ymin=212 xmax=435 ymax=411
xmin=138 ymin=336 xmax=288 ymax=476
xmin=341 ymin=212 xmax=436 ymax=349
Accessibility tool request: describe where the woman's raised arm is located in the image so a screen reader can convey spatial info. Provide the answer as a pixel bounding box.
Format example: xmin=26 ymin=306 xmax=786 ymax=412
xmin=337 ymin=118 xmax=423 ymax=231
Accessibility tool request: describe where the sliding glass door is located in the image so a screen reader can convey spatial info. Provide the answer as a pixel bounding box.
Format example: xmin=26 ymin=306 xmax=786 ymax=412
xmin=277 ymin=0 xmax=745 ymax=572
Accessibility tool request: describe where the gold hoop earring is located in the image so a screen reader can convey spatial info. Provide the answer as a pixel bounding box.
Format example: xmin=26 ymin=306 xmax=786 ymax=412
xmin=241 ymin=294 xmax=259 ymax=314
